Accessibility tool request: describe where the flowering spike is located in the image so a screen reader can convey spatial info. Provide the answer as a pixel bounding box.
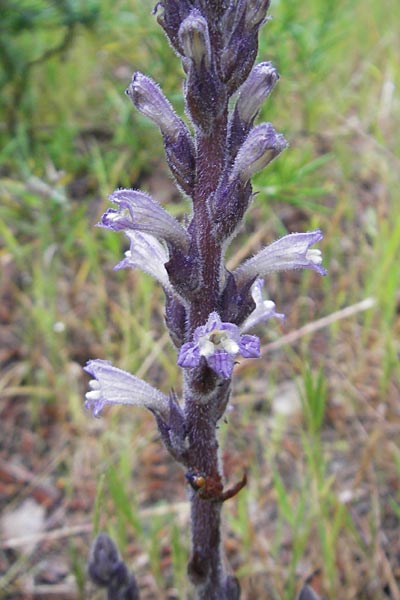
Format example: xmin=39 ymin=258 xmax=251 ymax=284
xmin=84 ymin=359 xmax=169 ymax=419
xmin=234 ymin=230 xmax=327 ymax=287
xmin=84 ymin=0 xmax=328 ymax=595
xmin=177 ymin=312 xmax=260 ymax=379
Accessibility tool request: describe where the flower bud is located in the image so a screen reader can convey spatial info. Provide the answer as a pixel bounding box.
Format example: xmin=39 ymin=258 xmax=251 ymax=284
xmin=221 ymin=30 xmax=258 ymax=95
xmin=236 ymin=62 xmax=279 ymax=124
xmin=126 ymin=72 xmax=181 ymax=140
xmin=165 ymin=293 xmax=186 ymax=347
xmin=178 ymin=10 xmax=211 ymax=70
xmin=178 ymin=11 xmax=226 ymax=131
xmin=88 ymin=533 xmax=119 ymax=587
xmin=232 ymin=123 xmax=287 ymax=182
xmin=155 ymin=0 xmax=193 ymax=54
xmin=220 ymin=0 xmax=271 ymax=94
xmin=164 ymin=130 xmax=196 ymax=194
xmin=245 ymin=0 xmax=271 ymax=29
xmin=88 ymin=533 xmax=140 ymax=600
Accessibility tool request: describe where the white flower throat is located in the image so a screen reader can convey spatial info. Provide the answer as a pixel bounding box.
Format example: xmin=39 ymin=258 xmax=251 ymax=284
xmin=199 ymin=329 xmax=239 ymax=357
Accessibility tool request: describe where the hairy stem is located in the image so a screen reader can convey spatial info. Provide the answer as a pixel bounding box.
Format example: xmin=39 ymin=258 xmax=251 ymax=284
xmin=184 ymin=385 xmax=234 ymax=599
xmin=190 ymin=112 xmax=228 ymax=329
xmin=183 ymin=69 xmax=234 ymax=595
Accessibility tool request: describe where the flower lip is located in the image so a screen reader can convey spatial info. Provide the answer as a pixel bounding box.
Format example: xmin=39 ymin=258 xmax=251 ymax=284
xmin=241 ymin=278 xmax=285 ymax=332
xmin=177 ymin=312 xmax=260 ymax=379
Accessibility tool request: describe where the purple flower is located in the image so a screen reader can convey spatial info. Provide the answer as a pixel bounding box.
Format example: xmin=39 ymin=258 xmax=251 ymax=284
xmin=101 ymin=189 xmax=189 ymax=250
xmin=84 ymin=359 xmax=169 ymax=419
xmin=241 ymin=278 xmax=285 ymax=332
xmin=234 ymin=229 xmax=327 ymax=286
xmin=177 ymin=312 xmax=260 ymax=379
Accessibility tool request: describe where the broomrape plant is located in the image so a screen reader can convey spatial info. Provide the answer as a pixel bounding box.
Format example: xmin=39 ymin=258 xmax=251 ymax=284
xmin=85 ymin=1 xmax=326 ymax=598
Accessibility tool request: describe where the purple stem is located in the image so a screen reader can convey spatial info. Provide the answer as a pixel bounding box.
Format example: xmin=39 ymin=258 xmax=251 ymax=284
xmin=190 ymin=113 xmax=228 ymax=329
xmin=184 ymin=383 xmax=235 ymax=599
xmin=184 ymin=110 xmax=237 ymax=597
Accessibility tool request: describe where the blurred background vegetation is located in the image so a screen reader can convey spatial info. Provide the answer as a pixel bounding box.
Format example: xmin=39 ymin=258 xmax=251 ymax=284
xmin=0 ymin=0 xmax=399 ymax=598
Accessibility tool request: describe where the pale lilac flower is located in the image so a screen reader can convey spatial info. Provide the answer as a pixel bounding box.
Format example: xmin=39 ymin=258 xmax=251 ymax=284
xmin=234 ymin=229 xmax=327 ymax=286
xmin=241 ymin=278 xmax=285 ymax=332
xmin=114 ymin=230 xmax=172 ymax=292
xmin=101 ymin=189 xmax=190 ymax=250
xmin=178 ymin=311 xmax=260 ymax=378
xmin=84 ymin=359 xmax=169 ymax=419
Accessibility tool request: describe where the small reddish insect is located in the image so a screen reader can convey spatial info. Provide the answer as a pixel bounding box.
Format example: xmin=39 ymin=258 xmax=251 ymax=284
xmin=185 ymin=469 xmax=247 ymax=502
